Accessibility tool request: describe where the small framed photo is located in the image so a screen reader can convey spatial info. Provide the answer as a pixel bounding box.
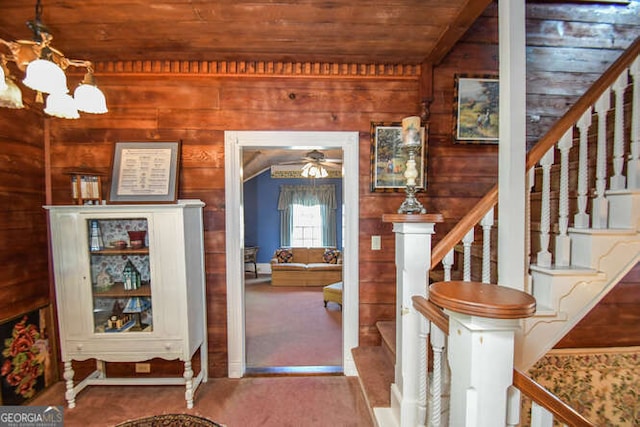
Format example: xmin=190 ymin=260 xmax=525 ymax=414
xmin=370 ymin=121 xmax=427 ymax=192
xmin=453 ymin=75 xmax=499 ymax=144
xmin=109 ymin=141 xmax=181 ymax=204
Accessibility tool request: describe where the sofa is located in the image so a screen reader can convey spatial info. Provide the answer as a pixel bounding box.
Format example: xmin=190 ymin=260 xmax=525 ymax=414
xmin=270 ymin=247 xmax=342 ymax=286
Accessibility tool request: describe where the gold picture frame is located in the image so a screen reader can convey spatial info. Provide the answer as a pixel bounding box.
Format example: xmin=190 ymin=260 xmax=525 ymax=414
xmin=370 ymin=121 xmax=426 ymax=192
xmin=453 ymin=75 xmax=499 ymax=144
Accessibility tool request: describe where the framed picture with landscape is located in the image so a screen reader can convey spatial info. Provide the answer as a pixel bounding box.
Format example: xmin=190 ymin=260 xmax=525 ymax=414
xmin=370 ymin=121 xmax=426 ymax=192
xmin=453 ymin=75 xmax=499 ymax=144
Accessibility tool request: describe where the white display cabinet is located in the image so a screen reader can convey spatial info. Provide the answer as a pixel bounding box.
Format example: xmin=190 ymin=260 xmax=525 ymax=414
xmin=45 ymin=200 xmax=207 ymax=409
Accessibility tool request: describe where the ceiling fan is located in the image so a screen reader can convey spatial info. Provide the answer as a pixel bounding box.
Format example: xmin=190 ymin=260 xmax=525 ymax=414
xmin=279 ymin=149 xmax=342 ymax=178
xmin=300 ymin=149 xmax=342 ymax=169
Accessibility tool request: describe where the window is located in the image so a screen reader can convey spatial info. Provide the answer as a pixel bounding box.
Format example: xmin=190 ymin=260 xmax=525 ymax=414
xmin=278 ymin=184 xmax=337 ymax=248
xmin=291 ymin=204 xmax=323 ymax=247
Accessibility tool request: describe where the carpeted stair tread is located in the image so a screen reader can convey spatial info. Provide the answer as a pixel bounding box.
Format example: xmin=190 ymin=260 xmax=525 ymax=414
xmin=377 ymin=320 xmax=396 ymax=360
xmin=352 ymin=346 xmax=394 ymax=408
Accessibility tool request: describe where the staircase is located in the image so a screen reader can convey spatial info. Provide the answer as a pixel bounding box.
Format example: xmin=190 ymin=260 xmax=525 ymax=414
xmin=353 ymin=36 xmax=640 ymax=427
xmin=352 ymin=321 xmax=396 ymax=418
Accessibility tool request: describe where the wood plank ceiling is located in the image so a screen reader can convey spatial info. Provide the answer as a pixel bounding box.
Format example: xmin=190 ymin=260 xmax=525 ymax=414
xmin=0 ymin=0 xmax=491 ymax=65
xmin=0 ymin=0 xmax=492 ymax=177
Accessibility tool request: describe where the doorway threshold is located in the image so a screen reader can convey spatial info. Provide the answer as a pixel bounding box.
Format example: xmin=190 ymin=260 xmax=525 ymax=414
xmin=245 ymin=365 xmax=343 ymax=377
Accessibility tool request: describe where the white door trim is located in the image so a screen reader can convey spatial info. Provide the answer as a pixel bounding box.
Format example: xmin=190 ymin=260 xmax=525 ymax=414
xmin=224 ymin=131 xmax=360 ymax=378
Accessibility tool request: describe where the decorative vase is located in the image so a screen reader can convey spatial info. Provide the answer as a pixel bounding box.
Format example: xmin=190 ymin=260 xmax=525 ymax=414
xmin=127 ymin=230 xmax=147 ymax=249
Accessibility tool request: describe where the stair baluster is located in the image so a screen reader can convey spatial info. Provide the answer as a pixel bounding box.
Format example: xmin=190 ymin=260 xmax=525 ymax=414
xmin=480 ymin=208 xmax=494 ymax=283
xmin=629 ymin=57 xmax=640 ymax=188
xmin=555 ymin=129 xmax=573 ymax=267
xmin=592 ymin=88 xmax=611 ymax=228
xmin=611 ymin=70 xmax=629 ymax=190
xmin=574 ymin=108 xmax=592 ymax=229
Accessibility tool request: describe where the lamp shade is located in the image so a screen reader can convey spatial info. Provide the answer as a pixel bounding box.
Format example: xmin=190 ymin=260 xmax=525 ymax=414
xmin=74 ymin=83 xmax=108 ymax=114
xmin=23 ymin=59 xmax=68 ymax=94
xmin=402 ymin=116 xmax=422 ymax=147
xmin=0 ymin=79 xmax=25 ymax=109
xmin=44 ymin=92 xmax=79 ymax=119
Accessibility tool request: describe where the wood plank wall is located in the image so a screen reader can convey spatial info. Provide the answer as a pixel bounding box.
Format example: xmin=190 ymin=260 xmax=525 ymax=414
xmin=0 ymin=107 xmax=48 ymax=322
xmin=556 ymin=263 xmax=640 ymax=348
xmin=525 ymin=1 xmax=640 ymax=147
xmin=2 ymin=0 xmax=638 ymax=379
xmin=47 ymin=70 xmax=423 ymax=375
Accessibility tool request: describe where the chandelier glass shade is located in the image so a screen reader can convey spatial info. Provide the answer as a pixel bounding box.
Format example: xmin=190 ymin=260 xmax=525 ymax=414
xmin=0 ymin=66 xmax=6 ymax=91
xmin=23 ymin=58 xmax=68 ymax=94
xmin=0 ymin=0 xmax=108 ymax=118
xmin=45 ymin=92 xmax=80 ymax=119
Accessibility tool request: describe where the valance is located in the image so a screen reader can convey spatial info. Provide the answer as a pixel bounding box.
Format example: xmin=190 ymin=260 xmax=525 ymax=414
xmin=277 ymin=184 xmax=336 ymax=210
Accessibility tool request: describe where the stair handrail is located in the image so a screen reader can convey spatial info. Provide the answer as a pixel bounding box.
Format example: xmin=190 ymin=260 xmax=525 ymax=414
xmin=512 ymin=369 xmax=596 ymax=427
xmin=412 ymin=295 xmax=597 ymax=426
xmin=430 ymin=35 xmax=640 ymax=271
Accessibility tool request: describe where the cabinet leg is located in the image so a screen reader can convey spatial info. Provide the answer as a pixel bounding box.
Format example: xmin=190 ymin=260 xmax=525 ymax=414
xmin=63 ymin=362 xmax=76 ymax=409
xmin=96 ymin=360 xmax=106 ymax=379
xmin=183 ymin=361 xmax=194 ymax=409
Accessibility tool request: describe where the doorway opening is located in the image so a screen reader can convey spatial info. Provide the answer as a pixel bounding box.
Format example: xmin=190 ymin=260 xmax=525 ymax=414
xmin=224 ymin=131 xmax=359 ymax=378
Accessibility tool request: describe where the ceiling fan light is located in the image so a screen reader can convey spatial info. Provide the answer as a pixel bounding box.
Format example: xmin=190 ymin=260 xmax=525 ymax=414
xmin=0 ymin=78 xmax=25 ymax=109
xmin=44 ymin=92 xmax=79 ymax=119
xmin=300 ymin=161 xmax=328 ymax=178
xmin=23 ymin=58 xmax=68 ymax=94
xmin=74 ymin=83 xmax=108 ymax=114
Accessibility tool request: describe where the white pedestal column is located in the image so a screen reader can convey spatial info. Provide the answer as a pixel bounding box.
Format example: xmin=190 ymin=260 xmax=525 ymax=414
xmin=383 ymin=214 xmax=442 ymax=427
xmin=429 ymin=281 xmax=535 ymax=427
xmin=447 ymin=314 xmax=520 ymax=427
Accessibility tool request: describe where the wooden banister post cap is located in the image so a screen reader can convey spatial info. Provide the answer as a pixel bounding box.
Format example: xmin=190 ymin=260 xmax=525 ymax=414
xmin=382 ymin=213 xmax=444 ymax=223
xmin=429 ymin=281 xmax=536 ymax=319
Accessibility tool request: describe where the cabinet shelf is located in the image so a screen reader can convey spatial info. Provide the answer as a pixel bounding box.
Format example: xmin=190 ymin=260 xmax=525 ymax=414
xmin=91 ymin=248 xmax=149 ymax=255
xmin=94 ymin=282 xmax=152 ymax=297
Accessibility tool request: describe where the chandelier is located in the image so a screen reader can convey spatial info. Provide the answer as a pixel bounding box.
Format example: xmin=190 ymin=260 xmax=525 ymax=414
xmin=0 ymin=0 xmax=107 ymax=119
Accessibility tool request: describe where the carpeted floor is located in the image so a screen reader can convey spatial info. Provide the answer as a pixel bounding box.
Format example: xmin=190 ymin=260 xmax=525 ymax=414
xmin=29 ymin=376 xmax=373 ymax=426
xmin=245 ymin=279 xmax=342 ymax=368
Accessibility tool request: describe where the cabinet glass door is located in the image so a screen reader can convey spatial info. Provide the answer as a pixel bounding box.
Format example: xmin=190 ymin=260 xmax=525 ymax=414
xmin=88 ymin=217 xmax=153 ymax=333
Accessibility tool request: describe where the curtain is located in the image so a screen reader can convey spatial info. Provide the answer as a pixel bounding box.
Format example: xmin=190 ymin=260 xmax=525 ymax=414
xmin=278 ymin=184 xmax=337 ymax=247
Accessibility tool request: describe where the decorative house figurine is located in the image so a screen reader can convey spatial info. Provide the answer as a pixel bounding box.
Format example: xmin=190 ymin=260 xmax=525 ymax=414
xmin=106 ymin=300 xmax=132 ymax=332
xmin=122 ymin=260 xmax=141 ymax=290
xmin=95 ymin=269 xmax=113 ymax=291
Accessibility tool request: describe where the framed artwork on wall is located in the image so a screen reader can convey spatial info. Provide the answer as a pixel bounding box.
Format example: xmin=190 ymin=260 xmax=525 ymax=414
xmin=370 ymin=121 xmax=427 ymax=192
xmin=109 ymin=141 xmax=181 ymax=204
xmin=453 ymin=75 xmax=499 ymax=144
xmin=0 ymin=306 xmax=56 ymax=405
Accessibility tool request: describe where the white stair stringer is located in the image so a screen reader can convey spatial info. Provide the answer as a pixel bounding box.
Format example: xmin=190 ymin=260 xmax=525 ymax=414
xmin=516 ymin=227 xmax=640 ymax=370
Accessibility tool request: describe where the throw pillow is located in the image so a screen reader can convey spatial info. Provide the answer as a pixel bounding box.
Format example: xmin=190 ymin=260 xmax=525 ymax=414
xmin=323 ymin=248 xmax=340 ymax=264
xmin=275 ymin=248 xmax=293 ymax=263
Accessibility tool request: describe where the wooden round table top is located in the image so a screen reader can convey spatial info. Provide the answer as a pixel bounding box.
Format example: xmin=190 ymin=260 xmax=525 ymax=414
xmin=429 ymin=281 xmax=536 ymax=319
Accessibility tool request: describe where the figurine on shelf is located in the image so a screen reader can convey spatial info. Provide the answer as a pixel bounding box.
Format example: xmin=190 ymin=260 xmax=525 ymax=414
xmin=95 ymin=269 xmax=113 ymax=291
xmin=106 ymin=300 xmax=133 ymax=332
xmin=122 ymin=260 xmax=141 ymax=291
xmin=89 ymin=220 xmax=104 ymax=251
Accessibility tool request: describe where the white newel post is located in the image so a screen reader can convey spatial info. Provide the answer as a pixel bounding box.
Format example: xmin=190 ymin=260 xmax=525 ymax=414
xmin=383 ymin=213 xmax=443 ymax=427
xmin=429 ymin=281 xmax=536 ymax=427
